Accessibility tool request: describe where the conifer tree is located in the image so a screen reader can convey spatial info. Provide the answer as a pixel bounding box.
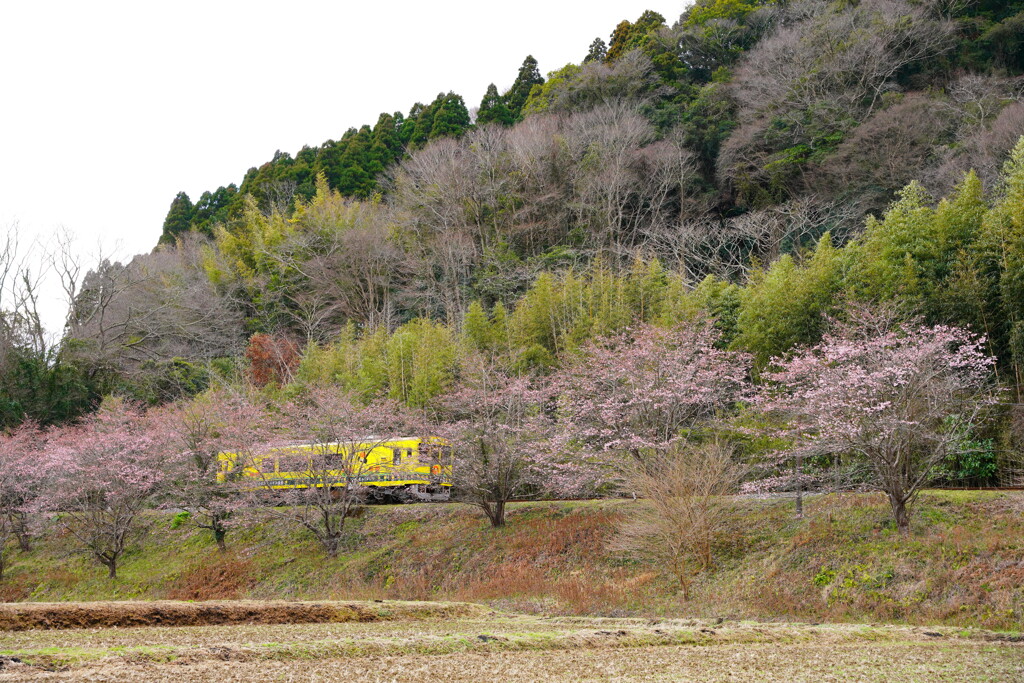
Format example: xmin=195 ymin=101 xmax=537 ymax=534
xmin=584 ymin=37 xmax=608 ymax=63
xmin=504 ymin=55 xmax=544 ymax=120
xmin=160 ymin=192 xmax=195 ymax=244
xmin=429 ymin=92 xmax=472 ymax=140
xmin=476 ymin=84 xmax=514 ymax=126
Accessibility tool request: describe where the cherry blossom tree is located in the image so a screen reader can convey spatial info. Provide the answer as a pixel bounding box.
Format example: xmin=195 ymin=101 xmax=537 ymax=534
xmin=41 ymin=401 xmax=170 ymax=578
xmin=252 ymin=388 xmax=427 ymax=556
xmin=439 ymin=359 xmax=581 ymax=528
xmin=158 ymin=389 xmax=268 ymax=552
xmin=757 ymin=313 xmax=996 ymax=534
xmin=0 ymin=421 xmax=44 ymax=578
xmin=555 ymin=322 xmax=752 ymax=474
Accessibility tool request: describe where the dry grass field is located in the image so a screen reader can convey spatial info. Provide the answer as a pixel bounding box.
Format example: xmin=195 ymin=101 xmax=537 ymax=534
xmin=0 ymin=600 xmax=1021 ymax=682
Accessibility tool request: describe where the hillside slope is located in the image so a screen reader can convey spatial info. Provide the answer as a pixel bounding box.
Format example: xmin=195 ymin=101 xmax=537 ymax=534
xmin=3 ymin=491 xmax=1023 ymax=632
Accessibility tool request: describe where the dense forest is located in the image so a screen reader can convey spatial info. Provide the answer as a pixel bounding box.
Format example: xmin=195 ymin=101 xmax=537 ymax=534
xmin=4 ymin=0 xmax=1024 ymax=477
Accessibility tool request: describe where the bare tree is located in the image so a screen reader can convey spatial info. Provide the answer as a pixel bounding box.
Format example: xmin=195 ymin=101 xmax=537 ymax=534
xmin=66 ymin=237 xmax=243 ymax=387
xmin=611 ymin=441 xmax=743 ymax=599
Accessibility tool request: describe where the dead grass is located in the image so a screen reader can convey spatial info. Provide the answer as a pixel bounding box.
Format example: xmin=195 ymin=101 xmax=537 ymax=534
xmin=5 ymin=643 xmax=1020 ymax=683
xmin=0 ymin=609 xmax=1021 ymax=682
xmin=0 ymin=600 xmax=490 ymax=631
xmin=165 ymin=555 xmax=256 ymax=601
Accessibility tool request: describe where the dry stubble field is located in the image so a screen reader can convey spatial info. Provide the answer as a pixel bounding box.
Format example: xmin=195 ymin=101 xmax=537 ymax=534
xmin=0 ymin=601 xmax=1021 ymax=682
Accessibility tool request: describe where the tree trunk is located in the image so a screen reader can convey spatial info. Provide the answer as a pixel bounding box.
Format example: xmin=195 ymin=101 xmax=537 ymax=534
xmin=9 ymin=514 xmax=31 ymax=552
xmin=890 ymin=494 xmax=911 ymax=535
xmin=490 ymin=499 xmax=506 ymax=527
xmin=795 ymin=454 xmax=803 ymax=520
xmin=214 ymin=527 xmax=227 ymax=553
xmin=105 ymin=559 xmax=117 ymax=580
xmin=16 ymin=532 xmax=31 ymax=553
xmin=674 ymin=557 xmax=689 ymax=601
xmin=322 ymin=528 xmax=342 ymax=558
xmin=479 ymin=499 xmax=507 ymax=528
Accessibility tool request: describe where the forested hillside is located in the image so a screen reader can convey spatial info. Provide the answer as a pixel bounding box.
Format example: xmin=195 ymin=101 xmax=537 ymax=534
xmin=4 ymin=1 xmax=1024 ymax=600
xmin=3 ymin=0 xmax=1024 ymax=461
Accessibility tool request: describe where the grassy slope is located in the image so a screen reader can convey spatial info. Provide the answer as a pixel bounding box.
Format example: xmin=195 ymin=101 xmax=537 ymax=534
xmin=2 ymin=491 xmax=1023 ymax=631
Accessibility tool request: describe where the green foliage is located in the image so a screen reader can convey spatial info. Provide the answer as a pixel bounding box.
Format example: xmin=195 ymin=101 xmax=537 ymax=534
xmin=0 ymin=346 xmax=98 ymax=429
xmin=844 ymin=182 xmax=942 ymax=309
xmin=934 ymin=438 xmax=998 ymax=485
xmin=521 ymin=64 xmax=580 ymax=116
xmin=191 ymin=185 xmax=238 ymax=237
xmin=476 ymin=84 xmax=514 ymax=126
xmin=682 ymin=0 xmax=770 ymax=27
xmin=583 ymin=37 xmax=607 ymax=64
xmin=504 ymin=55 xmax=545 ymax=121
xmin=294 ymin=320 xmax=459 ymax=409
xmin=427 ymin=92 xmax=472 ymax=141
xmin=159 ymin=192 xmax=194 ymax=245
xmin=606 ymin=11 xmax=666 ymax=63
xmin=118 ymin=358 xmax=211 ymax=406
xmin=385 ymin=319 xmax=459 ymax=407
xmin=679 ymin=83 xmax=738 ymax=172
xmin=170 ymin=511 xmax=192 ymax=530
xmin=733 ymin=235 xmax=843 ymax=367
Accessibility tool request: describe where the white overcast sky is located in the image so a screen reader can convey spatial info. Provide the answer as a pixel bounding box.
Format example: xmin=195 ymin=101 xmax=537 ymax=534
xmin=1 ymin=0 xmax=687 ymax=332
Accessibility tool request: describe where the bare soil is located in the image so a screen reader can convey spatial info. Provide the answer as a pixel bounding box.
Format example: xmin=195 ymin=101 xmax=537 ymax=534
xmin=0 ymin=600 xmax=489 ymax=631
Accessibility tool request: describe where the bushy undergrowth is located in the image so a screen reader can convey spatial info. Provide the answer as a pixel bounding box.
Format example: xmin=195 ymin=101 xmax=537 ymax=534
xmin=2 ymin=492 xmax=1022 ymax=631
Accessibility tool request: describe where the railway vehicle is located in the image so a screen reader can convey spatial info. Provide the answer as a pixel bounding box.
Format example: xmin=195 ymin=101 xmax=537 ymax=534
xmin=217 ymin=436 xmax=452 ymax=503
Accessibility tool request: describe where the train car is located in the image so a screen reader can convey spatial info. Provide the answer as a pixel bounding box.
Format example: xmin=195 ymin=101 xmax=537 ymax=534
xmin=217 ymin=436 xmax=452 ymax=503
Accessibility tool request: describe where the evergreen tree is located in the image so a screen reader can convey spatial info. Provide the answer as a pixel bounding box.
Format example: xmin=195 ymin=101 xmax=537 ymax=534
xmin=191 ymin=184 xmax=239 ymax=236
xmin=408 ymin=98 xmax=439 ymax=148
xmin=606 ymin=11 xmax=666 ymax=62
xmin=504 ymin=55 xmax=545 ymax=120
xmin=429 ymin=92 xmax=472 ymax=140
xmin=476 ymin=83 xmax=515 ymax=126
xmin=584 ymin=37 xmax=607 ymax=64
xmin=371 ymin=112 xmax=405 ymax=161
xmin=160 ymin=192 xmax=195 ymax=244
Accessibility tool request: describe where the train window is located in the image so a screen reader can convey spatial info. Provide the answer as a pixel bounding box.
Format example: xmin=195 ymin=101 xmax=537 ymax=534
xmin=392 ymin=448 xmax=402 ymax=462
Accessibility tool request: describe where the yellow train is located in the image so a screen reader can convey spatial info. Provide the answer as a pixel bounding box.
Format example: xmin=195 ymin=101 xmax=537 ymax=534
xmin=218 ymin=436 xmax=452 ymax=503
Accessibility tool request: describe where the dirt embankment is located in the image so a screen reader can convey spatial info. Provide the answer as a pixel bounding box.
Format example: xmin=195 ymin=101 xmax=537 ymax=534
xmin=0 ymin=599 xmax=489 ymax=631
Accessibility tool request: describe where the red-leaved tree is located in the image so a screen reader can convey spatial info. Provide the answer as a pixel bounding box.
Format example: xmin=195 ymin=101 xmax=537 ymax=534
xmin=245 ymin=333 xmax=300 ymax=386
xmin=756 ymin=314 xmax=995 ymax=534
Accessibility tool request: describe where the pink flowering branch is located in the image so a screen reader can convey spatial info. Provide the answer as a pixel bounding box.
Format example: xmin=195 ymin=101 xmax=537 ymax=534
xmin=755 ymin=312 xmax=996 ymax=533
